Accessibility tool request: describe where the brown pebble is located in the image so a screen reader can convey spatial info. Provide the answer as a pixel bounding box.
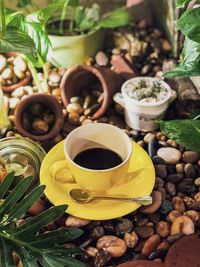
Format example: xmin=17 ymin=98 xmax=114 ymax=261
xmin=32 ymin=119 xmax=49 ymax=134
xmin=183 ymin=151 xmax=199 ymax=163
xmin=124 ymin=231 xmax=138 ymax=248
xmin=135 ymin=226 xmax=154 ymax=239
xmin=28 ymin=198 xmax=46 ymax=215
xmin=139 ymin=191 xmax=162 ymax=214
xmin=172 ymin=196 xmax=185 ymax=214
xmin=176 ymin=163 xmax=184 ymax=173
xmin=141 ymin=234 xmax=161 ymax=256
xmin=156 ymin=221 xmax=170 ymax=237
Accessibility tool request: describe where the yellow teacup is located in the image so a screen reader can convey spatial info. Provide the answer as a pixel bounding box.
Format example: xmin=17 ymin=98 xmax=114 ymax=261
xmin=50 ymin=123 xmax=133 ymax=192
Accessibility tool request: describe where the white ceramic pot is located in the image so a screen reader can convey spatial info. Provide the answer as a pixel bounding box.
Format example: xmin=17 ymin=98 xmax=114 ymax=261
xmin=114 ymin=77 xmax=176 ymax=132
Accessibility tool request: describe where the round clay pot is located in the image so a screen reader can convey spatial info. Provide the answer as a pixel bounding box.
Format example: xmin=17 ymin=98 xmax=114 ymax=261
xmin=1 ymin=52 xmax=31 ymax=93
xmin=14 ymin=93 xmax=64 ymax=142
xmin=60 ymin=65 xmax=122 ymax=119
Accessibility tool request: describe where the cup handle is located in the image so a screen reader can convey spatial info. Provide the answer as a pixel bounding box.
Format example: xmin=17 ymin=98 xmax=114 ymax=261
xmin=169 ymin=90 xmax=177 ymax=104
xmin=113 ymin=93 xmax=125 ymax=108
xmin=50 ymin=160 xmax=75 ymax=184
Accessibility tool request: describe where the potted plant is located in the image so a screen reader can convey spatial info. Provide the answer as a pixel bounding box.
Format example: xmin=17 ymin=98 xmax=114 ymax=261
xmin=0 ymin=0 xmax=65 ymax=141
xmin=13 ymin=0 xmax=131 ymax=68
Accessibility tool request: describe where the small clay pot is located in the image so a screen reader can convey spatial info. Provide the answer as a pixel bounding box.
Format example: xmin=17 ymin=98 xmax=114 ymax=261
xmin=14 ymin=93 xmax=64 ymax=142
xmin=60 ymin=65 xmax=122 ymax=119
xmin=1 ymin=52 xmax=31 ymax=93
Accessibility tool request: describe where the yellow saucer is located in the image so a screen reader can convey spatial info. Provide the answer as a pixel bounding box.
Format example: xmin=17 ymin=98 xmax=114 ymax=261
xmin=40 ymin=140 xmax=155 ymax=220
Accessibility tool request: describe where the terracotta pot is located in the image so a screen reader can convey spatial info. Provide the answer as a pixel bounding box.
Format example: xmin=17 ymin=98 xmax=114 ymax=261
xmin=1 ymin=52 xmax=31 ymax=93
xmin=14 ymin=93 xmax=64 ymax=142
xmin=60 ymin=65 xmax=123 ymax=119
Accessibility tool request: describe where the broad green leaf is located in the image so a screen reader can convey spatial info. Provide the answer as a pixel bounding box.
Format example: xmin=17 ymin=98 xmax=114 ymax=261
xmin=160 ymin=120 xmax=200 ymax=151
xmin=164 ymin=38 xmax=200 ymax=77
xmin=177 ymin=7 xmax=200 ymax=42
xmin=99 ymin=9 xmax=131 ymax=28
xmin=6 ymin=11 xmax=23 ymax=26
xmin=0 ymin=28 xmax=37 ymax=57
xmin=0 ymin=0 xmax=6 ymax=38
xmin=16 ymin=0 xmax=31 ymax=8
xmin=68 ymin=0 xmax=80 ymax=7
xmin=0 ymin=174 xmax=83 ymax=266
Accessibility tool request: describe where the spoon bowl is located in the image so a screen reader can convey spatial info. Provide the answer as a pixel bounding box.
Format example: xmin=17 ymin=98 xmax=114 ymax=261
xmin=69 ymin=189 xmax=152 ymax=205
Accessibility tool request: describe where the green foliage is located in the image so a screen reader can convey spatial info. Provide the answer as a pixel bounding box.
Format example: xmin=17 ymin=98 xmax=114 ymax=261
xmin=0 ymin=172 xmax=84 ymax=267
xmin=16 ymin=0 xmax=31 ymax=8
xmin=160 ymin=120 xmax=200 ymax=151
xmin=99 ymin=9 xmax=131 ymax=29
xmin=164 ymin=1 xmax=200 ymax=77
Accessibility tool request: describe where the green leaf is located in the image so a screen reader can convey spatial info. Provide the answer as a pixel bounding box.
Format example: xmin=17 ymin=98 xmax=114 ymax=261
xmin=0 ymin=172 xmax=14 ymax=199
xmin=99 ymin=8 xmax=131 ymax=28
xmin=0 ymin=27 xmax=37 ymax=57
xmin=176 ymin=0 xmax=191 ymax=8
xmin=6 ymin=11 xmax=23 ymax=27
xmin=16 ymin=0 xmax=31 ymax=8
xmin=160 ymin=120 xmax=200 ymax=151
xmin=0 ymin=174 xmax=83 ymax=266
xmin=177 ymin=7 xmax=200 ymax=42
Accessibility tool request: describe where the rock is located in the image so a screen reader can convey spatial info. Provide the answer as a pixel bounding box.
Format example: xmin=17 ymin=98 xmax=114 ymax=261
xmin=9 ymin=98 xmax=20 ymax=109
xmin=111 ymin=55 xmax=137 ymax=80
xmin=97 ymin=235 xmax=127 ymax=258
xmin=13 ymin=56 xmax=27 ymax=72
xmin=155 ymin=165 xmax=167 ymax=179
xmin=170 ymin=216 xmax=194 ymax=235
xmin=160 ymin=200 xmax=173 ymax=215
xmin=165 ymin=182 xmax=176 ymax=196
xmin=67 ymin=103 xmax=83 ymax=115
xmin=177 ymin=179 xmax=196 ymax=194
xmin=115 ymin=218 xmax=133 ymax=235
xmin=14 ymin=67 xmax=25 ymax=79
xmin=135 ymin=226 xmax=154 ymax=239
xmin=32 ymin=119 xmax=49 ymax=134
xmin=86 ymin=246 xmax=98 ymax=257
xmin=28 ymin=198 xmax=46 ymax=215
xmin=184 ymin=163 xmax=196 ymax=178
xmin=176 ymin=163 xmax=184 ymax=173
xmin=162 ymin=40 xmax=171 ymax=51
xmin=194 ymin=177 xmax=200 ymax=186
xmin=141 ymin=234 xmax=161 ymax=256
xmin=144 ymin=133 xmax=155 ymax=143
xmin=166 ymin=210 xmax=181 ymax=223
xmin=172 ymin=196 xmax=185 ymax=213
xmin=139 ymin=191 xmax=162 ymax=214
xmin=156 ymin=221 xmax=170 ymax=238
xmin=1 ymin=67 xmax=13 ymax=80
xmin=65 ymin=215 xmax=91 ymax=227
xmin=124 ymin=231 xmax=138 ymax=248
xmin=157 ymin=147 xmax=181 ymax=164
xmin=49 ymin=71 xmax=61 ymax=84
xmin=0 ymin=55 xmax=7 ymax=72
xmin=167 ymin=173 xmax=183 ymax=183
xmin=183 ymin=210 xmax=199 ymax=223
xmin=155 ymin=177 xmax=165 ymax=189
xmin=95 ymin=51 xmax=109 ymax=66
xmin=152 ymin=156 xmax=166 ymax=165
xmin=183 ymin=151 xmax=199 ymax=163
xmin=94 ymin=249 xmax=111 ymax=267
xmin=11 ymin=87 xmax=25 ymax=98
xmin=148 ymin=138 xmax=158 ymax=158
xmin=90 ymin=226 xmax=105 ymax=240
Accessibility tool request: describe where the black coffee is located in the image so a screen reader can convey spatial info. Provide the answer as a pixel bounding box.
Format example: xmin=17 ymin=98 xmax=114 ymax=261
xmin=73 ymin=148 xmax=123 ymax=170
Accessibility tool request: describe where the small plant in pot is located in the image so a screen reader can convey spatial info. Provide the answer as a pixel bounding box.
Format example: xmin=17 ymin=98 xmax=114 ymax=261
xmin=14 ymin=0 xmax=131 ymax=68
xmin=0 ymin=0 xmax=65 ymax=141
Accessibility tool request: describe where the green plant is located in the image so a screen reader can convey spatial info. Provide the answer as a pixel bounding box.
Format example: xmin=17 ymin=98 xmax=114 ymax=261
xmin=0 ymin=88 xmax=10 ymax=131
xmin=0 ymin=172 xmax=84 ymax=266
xmin=14 ymin=0 xmax=131 ymax=36
xmin=164 ymin=0 xmax=200 ymax=77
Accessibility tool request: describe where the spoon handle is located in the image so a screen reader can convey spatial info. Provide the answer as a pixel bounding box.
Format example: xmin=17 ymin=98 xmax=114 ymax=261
xmin=93 ymin=196 xmax=152 ymax=205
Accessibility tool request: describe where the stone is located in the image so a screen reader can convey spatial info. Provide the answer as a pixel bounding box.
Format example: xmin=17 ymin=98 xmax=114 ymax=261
xmin=177 ymin=179 xmax=196 ymax=195
xmin=48 ymin=71 xmax=61 ymax=84
xmin=194 ymin=177 xmax=200 ymax=186
xmin=115 ymin=218 xmax=133 ymax=235
xmin=95 ymin=51 xmax=109 ymax=66
xmin=184 ymin=163 xmax=196 ymax=178
xmin=167 ymin=173 xmax=183 ymax=183
xmin=135 ymin=226 xmax=154 ymax=239
xmin=139 ymin=191 xmax=162 ymax=214
xmin=144 ymin=133 xmax=155 ymax=143
xmin=152 ymin=156 xmax=166 ymax=165
xmin=157 ymin=147 xmax=182 ymax=164
xmin=154 ymin=165 xmax=167 ymax=179
xmin=148 ymin=138 xmax=158 ymax=158
xmin=165 ymin=182 xmax=176 ymax=196
xmin=183 ymin=151 xmax=199 ymax=163
xmin=111 ymin=55 xmax=137 ymax=80
xmin=9 ymin=98 xmax=20 ymax=109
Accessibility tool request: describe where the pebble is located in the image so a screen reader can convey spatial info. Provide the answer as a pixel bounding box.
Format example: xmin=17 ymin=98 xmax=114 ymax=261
xmin=0 ymin=55 xmax=7 ymax=72
xmin=184 ymin=163 xmax=196 ymax=178
xmin=66 ymin=103 xmax=83 ymax=115
xmin=152 ymin=156 xmax=166 ymax=165
xmin=162 ymin=40 xmax=171 ymax=51
xmin=183 ymin=151 xmax=199 ymax=163
xmin=135 ymin=226 xmax=154 ymax=239
xmin=141 ymin=234 xmax=161 ymax=256
xmin=148 ymin=138 xmax=158 ymax=158
xmin=144 ymin=133 xmax=155 ymax=143
xmin=139 ymin=191 xmax=162 ymax=214
xmin=155 ymin=177 xmax=165 ymax=189
xmin=95 ymin=51 xmax=109 ymax=66
xmin=194 ymin=177 xmax=200 ymax=186
xmin=11 ymin=87 xmax=25 ymax=98
xmin=154 ymin=165 xmax=167 ymax=179
xmin=160 ymin=200 xmax=173 ymax=215
xmin=9 ymin=98 xmax=20 ymax=109
xmin=13 ymin=56 xmax=27 ymax=72
xmin=124 ymin=231 xmax=138 ymax=248
xmin=115 ymin=218 xmax=133 ymax=235
xmin=48 ymin=71 xmax=61 ymax=84
xmin=165 ymin=181 xmax=176 ymax=196
xmin=177 ymin=179 xmax=196 ymax=195
xmin=157 ymin=147 xmax=182 ymax=164
xmin=176 ymin=163 xmax=184 ymax=173
xmin=2 ymin=68 xmax=13 ymax=80
xmin=167 ymin=173 xmax=183 ymax=183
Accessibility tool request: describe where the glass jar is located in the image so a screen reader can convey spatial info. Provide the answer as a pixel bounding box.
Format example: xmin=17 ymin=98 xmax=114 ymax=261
xmin=0 ymin=137 xmax=46 ymax=186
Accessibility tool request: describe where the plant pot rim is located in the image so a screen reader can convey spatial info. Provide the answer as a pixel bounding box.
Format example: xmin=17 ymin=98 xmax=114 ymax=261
xmin=1 ymin=52 xmax=31 ymax=93
xmin=14 ymin=93 xmax=64 ymax=142
xmin=48 ymin=26 xmax=102 ymax=39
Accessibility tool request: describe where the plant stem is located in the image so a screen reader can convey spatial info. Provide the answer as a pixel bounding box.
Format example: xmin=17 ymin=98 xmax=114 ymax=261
xmin=59 ymin=0 xmax=69 ymax=35
xmin=26 ymin=59 xmax=45 ymax=93
xmin=69 ymin=7 xmax=75 ymax=34
xmin=0 ymin=0 xmax=6 ymax=39
xmin=0 ymin=88 xmax=10 ymax=130
xmin=43 ymin=63 xmax=49 ymax=92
